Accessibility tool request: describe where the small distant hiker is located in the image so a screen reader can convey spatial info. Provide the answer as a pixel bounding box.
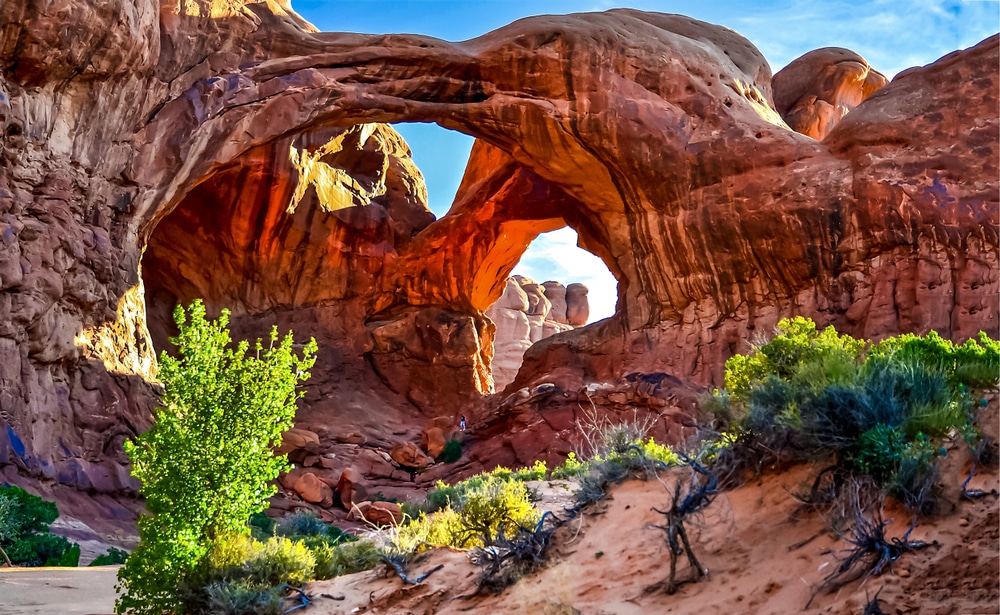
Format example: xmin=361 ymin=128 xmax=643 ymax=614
xmin=459 ymin=415 xmax=467 ymax=432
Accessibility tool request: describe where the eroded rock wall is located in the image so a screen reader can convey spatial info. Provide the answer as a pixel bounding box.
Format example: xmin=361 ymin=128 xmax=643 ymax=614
xmin=0 ymin=0 xmax=996 ymax=505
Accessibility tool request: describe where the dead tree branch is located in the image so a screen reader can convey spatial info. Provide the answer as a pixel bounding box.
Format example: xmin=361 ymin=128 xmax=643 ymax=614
xmin=381 ymin=556 xmax=445 ymax=585
xmin=471 ymin=511 xmax=559 ymax=593
xmin=651 ymin=461 xmax=719 ymax=594
xmin=806 ymin=491 xmax=932 ymax=608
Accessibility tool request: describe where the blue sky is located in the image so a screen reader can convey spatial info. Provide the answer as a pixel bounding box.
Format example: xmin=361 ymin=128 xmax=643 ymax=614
xmin=295 ymin=1 xmax=999 ymax=321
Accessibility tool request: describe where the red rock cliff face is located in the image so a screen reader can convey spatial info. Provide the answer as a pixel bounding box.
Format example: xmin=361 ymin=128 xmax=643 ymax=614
xmin=0 ymin=1 xmax=996 ymax=497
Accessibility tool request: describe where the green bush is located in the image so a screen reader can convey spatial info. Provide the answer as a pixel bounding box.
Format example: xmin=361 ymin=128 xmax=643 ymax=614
xmin=204 ymin=580 xmax=280 ymax=615
xmin=511 ymin=460 xmax=547 ymax=482
xmin=183 ymin=530 xmax=367 ymax=612
xmin=5 ymin=533 xmax=79 ymax=567
xmin=710 ymin=318 xmax=998 ymax=505
xmin=456 ymin=475 xmax=538 ymax=547
xmin=392 ymin=474 xmax=538 ymax=553
xmin=89 ymin=547 xmax=129 ymax=566
xmin=116 ymin=300 xmax=316 ymax=615
xmin=205 ymin=532 xmax=259 ymax=578
xmin=637 ymin=438 xmax=683 ymax=466
xmin=427 ymin=483 xmax=461 ymax=511
xmin=248 ymin=512 xmax=275 ymax=540
xmin=311 ymin=540 xmax=381 ymax=580
xmin=275 ymin=510 xmax=329 ymax=539
xmin=0 ymin=485 xmax=79 ymax=567
xmin=245 ymin=537 xmax=315 ymax=587
xmin=550 ymin=452 xmax=587 ymax=479
xmin=442 ymin=439 xmax=463 ymax=463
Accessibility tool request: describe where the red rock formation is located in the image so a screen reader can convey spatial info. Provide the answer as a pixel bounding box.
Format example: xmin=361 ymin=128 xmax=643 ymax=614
xmin=389 ymin=442 xmax=432 ymax=470
xmin=486 ymin=276 xmax=588 ymax=390
xmin=565 ymin=283 xmax=590 ymax=327
xmin=336 ymin=468 xmax=367 ymax=509
xmin=772 ymin=47 xmax=888 ymax=140
xmin=0 ymin=0 xmax=995 ymax=511
xmin=143 ymin=123 xmax=433 ymax=349
xmin=365 ymin=501 xmax=403 ymax=526
xmin=292 ymin=472 xmax=333 ymax=508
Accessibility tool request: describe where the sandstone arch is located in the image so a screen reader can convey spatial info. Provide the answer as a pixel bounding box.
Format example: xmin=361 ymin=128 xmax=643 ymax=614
xmin=0 ymin=1 xmax=996 ymax=496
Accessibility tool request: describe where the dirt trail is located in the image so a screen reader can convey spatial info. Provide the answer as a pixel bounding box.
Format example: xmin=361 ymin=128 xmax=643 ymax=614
xmin=0 ymin=566 xmax=118 ymax=615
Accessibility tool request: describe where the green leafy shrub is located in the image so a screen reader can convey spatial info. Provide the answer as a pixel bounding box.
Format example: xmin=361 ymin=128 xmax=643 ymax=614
xmin=245 ymin=537 xmax=315 ymax=587
xmin=184 ymin=530 xmax=369 ymax=612
xmin=251 ymin=508 xmax=357 ymax=552
xmin=275 ymin=510 xmax=330 ymax=539
xmin=442 ymin=439 xmax=463 ymax=463
xmin=116 ymin=300 xmax=316 ymax=615
xmin=89 ymin=547 xmax=129 ymax=566
xmin=427 ymin=482 xmax=461 ymax=511
xmin=204 ymin=581 xmax=280 ymax=615
xmin=172 ymin=525 xmax=375 ymax=614
xmin=0 ymin=485 xmax=79 ymax=567
xmin=392 ymin=474 xmax=538 ymax=553
xmin=401 ymin=481 xmax=460 ymax=518
xmin=248 ymin=512 xmax=275 ymax=540
xmin=204 ymin=532 xmax=259 ymax=578
xmin=563 ymin=404 xmax=682 ymax=500
xmin=638 ymin=438 xmax=683 ymax=466
xmin=5 ymin=533 xmax=80 ymax=567
xmin=550 ymin=452 xmax=587 ymax=479
xmin=709 ymin=317 xmax=998 ymax=506
xmin=410 ymin=463 xmax=538 ymax=518
xmin=512 ymin=460 xmax=547 ymax=482
xmin=311 ymin=540 xmax=381 ymax=580
xmin=455 ymin=475 xmax=538 ymax=547
xmin=724 ymin=317 xmax=865 ymax=401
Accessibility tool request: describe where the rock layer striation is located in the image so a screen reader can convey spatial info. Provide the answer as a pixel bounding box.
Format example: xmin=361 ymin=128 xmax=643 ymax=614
xmin=0 ymin=1 xmax=996 ymax=501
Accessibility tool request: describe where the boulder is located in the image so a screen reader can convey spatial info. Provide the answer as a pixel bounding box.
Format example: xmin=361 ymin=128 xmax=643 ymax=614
xmin=565 ymin=284 xmax=590 ymax=327
xmin=346 ymin=501 xmax=372 ymax=522
xmin=292 ymin=473 xmax=333 ymax=508
xmin=420 ymin=427 xmax=447 ymax=459
xmin=336 ymin=467 xmax=368 ymax=509
xmin=366 ymin=501 xmax=404 ymax=526
xmin=772 ymin=47 xmax=888 ymax=140
xmin=389 ymin=442 xmax=433 ymax=470
xmin=542 ymin=281 xmax=569 ymax=324
xmin=278 ymin=428 xmax=321 ymax=454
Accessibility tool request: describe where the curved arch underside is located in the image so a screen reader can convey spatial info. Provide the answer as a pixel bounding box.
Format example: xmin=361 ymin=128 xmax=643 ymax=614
xmin=133 ymin=7 xmax=998 ymax=384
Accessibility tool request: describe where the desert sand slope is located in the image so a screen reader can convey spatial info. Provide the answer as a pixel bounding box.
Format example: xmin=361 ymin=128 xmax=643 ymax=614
xmin=306 ymin=456 xmax=998 ymax=615
xmin=0 ymin=453 xmax=993 ymax=615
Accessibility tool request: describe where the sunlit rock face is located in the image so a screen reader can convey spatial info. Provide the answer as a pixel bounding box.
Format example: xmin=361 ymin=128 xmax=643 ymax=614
xmin=772 ymin=47 xmax=888 ymax=140
xmin=485 ymin=276 xmax=589 ymax=391
xmin=0 ymin=0 xmax=996 ymax=502
xmin=142 ymin=123 xmax=434 ymax=353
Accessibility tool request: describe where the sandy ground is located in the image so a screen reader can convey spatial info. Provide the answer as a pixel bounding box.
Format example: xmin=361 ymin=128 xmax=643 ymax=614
xmin=304 ymin=450 xmax=999 ymax=615
xmin=0 ymin=566 xmax=119 ymax=615
xmin=2 ymin=412 xmax=996 ymax=615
